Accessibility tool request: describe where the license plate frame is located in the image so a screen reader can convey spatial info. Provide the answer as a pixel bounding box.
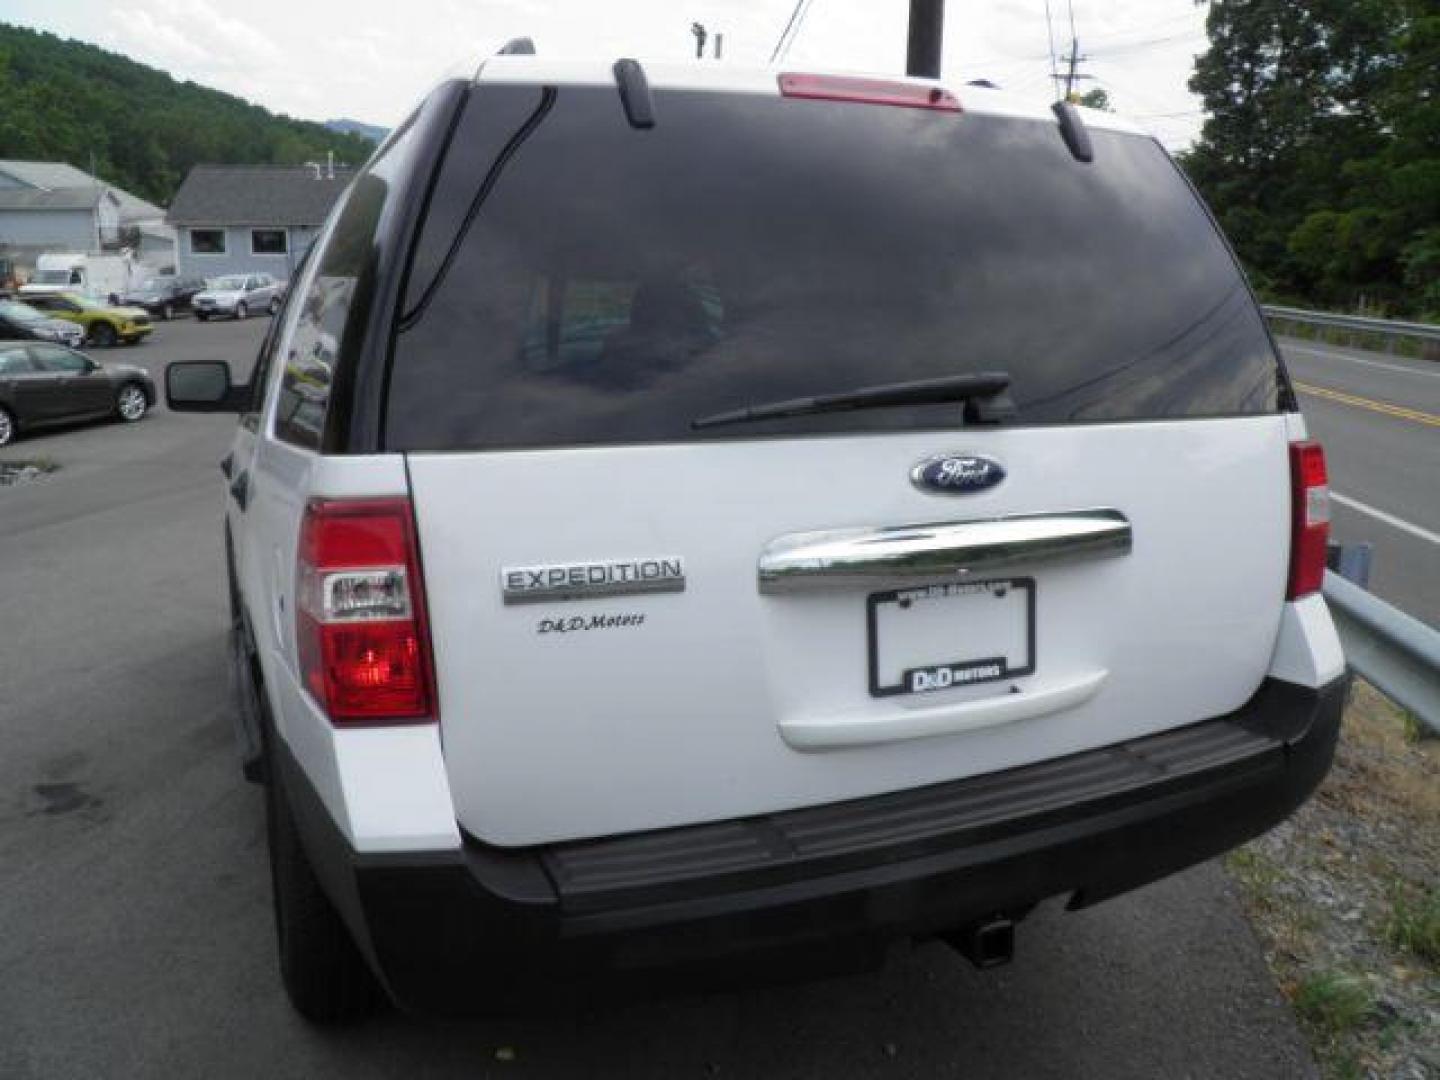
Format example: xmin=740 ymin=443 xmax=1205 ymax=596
xmin=866 ymin=577 xmax=1036 ymax=698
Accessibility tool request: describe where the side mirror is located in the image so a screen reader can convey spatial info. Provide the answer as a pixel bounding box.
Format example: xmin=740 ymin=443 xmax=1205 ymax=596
xmin=166 ymin=360 xmax=248 ymax=413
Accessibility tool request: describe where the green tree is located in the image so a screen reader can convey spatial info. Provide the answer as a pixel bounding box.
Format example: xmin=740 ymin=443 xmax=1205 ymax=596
xmin=1184 ymin=0 xmax=1439 ymax=317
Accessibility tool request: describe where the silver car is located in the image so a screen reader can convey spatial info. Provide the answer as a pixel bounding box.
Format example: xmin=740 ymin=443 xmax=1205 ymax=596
xmin=192 ymin=273 xmax=284 ymax=321
xmin=0 ymin=299 xmax=86 ymax=347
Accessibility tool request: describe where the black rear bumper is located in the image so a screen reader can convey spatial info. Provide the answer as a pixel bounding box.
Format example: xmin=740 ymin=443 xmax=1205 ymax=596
xmin=280 ymin=675 xmax=1347 ymax=1015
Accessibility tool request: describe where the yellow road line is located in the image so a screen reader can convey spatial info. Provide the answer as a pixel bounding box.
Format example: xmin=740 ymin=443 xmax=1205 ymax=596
xmin=1292 ymin=382 xmax=1440 ymax=427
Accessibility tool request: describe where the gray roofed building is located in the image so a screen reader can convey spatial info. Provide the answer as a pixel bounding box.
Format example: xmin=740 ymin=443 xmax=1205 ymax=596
xmin=0 ymin=161 xmax=99 ymax=190
xmin=168 ymin=165 xmax=354 ymax=226
xmin=0 ymin=187 xmax=104 ymax=212
xmin=0 ymin=159 xmax=174 ymax=284
xmin=0 ymin=161 xmax=165 ymax=222
xmin=166 ymin=164 xmax=353 ymax=280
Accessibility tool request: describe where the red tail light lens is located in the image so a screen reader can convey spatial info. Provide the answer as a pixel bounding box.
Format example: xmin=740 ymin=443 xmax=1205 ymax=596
xmin=1287 ymin=441 xmax=1330 ymax=600
xmin=778 ymin=73 xmax=961 ymax=112
xmin=296 ymin=498 xmax=436 ymax=724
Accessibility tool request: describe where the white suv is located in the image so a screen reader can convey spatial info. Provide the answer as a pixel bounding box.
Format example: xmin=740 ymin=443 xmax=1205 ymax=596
xmin=167 ymin=58 xmax=1347 ymax=1023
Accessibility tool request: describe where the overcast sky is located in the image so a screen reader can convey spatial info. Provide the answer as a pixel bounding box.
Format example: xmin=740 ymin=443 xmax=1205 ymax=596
xmin=2 ymin=0 xmax=1210 ymax=147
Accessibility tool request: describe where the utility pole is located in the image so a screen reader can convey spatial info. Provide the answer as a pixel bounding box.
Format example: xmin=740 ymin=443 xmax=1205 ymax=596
xmin=691 ymin=22 xmax=707 ymax=60
xmin=905 ymin=0 xmax=944 ymax=78
xmin=1052 ymin=38 xmax=1093 ymax=100
xmin=714 ymin=33 xmax=723 ymax=60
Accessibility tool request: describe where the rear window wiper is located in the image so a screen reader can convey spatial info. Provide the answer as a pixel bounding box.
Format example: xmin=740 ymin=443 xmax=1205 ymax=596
xmin=691 ymin=372 xmax=1015 ymax=430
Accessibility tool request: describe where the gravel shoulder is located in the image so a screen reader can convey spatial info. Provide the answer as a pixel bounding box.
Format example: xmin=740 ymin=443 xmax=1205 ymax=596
xmin=1227 ymin=682 xmax=1440 ymax=1079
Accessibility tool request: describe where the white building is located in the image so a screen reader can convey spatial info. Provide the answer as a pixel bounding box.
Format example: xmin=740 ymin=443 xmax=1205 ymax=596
xmin=0 ymin=160 xmax=175 ymax=284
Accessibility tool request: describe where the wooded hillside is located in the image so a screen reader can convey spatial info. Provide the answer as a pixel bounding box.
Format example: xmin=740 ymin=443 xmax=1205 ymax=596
xmin=0 ymin=23 xmax=374 ymax=207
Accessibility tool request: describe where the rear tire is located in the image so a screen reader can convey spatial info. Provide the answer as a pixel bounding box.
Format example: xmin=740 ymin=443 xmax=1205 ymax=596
xmin=89 ymin=322 xmax=117 ymax=348
xmin=196 ymin=312 xmax=209 ymax=322
xmin=116 ymin=383 xmax=148 ymax=423
xmin=0 ymin=406 xmax=15 ymax=447
xmin=268 ymin=297 xmax=280 ymax=316
xmin=236 ymin=302 xmax=248 ymax=321
xmin=265 ymin=745 xmax=385 ymax=1024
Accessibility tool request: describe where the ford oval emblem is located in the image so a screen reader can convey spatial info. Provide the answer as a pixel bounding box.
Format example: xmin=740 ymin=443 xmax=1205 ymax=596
xmin=911 ymin=453 xmax=1006 ymax=495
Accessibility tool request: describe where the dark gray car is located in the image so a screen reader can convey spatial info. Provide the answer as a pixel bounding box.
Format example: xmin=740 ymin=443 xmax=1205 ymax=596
xmin=121 ymin=275 xmax=207 ymax=321
xmin=0 ymin=341 xmax=155 ymax=446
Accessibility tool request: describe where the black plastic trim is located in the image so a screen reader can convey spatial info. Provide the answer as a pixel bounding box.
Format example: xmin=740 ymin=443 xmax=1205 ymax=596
xmin=395 ymin=87 xmax=558 ymax=334
xmin=322 ymin=79 xmax=471 ymax=454
xmin=278 ymin=674 xmax=1346 ymax=1013
xmin=497 ymin=37 xmax=536 ymax=56
xmin=865 ymin=577 xmax=1035 ymax=697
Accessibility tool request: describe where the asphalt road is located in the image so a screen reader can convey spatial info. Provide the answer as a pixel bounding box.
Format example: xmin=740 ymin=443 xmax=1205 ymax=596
xmin=1278 ymin=337 xmax=1440 ymax=626
xmin=1 ymin=318 xmax=1322 ymax=1079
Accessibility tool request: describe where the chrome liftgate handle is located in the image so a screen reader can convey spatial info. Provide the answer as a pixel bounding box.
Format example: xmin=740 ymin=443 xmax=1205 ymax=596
xmin=757 ymin=509 xmax=1132 ymax=593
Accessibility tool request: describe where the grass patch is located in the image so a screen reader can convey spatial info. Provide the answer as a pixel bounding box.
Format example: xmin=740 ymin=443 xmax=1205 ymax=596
xmin=1383 ymin=887 xmax=1440 ymax=965
xmin=1226 ymin=846 xmax=1281 ymax=897
xmin=1397 ymin=709 xmax=1424 ymax=744
xmin=1291 ymin=971 xmax=1374 ymax=1037
xmin=1226 ymin=682 xmax=1438 ymax=1077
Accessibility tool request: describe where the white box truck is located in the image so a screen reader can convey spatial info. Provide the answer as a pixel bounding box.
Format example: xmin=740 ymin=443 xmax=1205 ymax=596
xmin=20 ymin=253 xmax=139 ymax=304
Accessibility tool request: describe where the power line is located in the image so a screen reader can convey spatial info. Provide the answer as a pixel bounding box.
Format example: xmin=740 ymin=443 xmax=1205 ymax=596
xmin=1129 ymin=109 xmax=1205 ymax=120
xmin=1043 ymin=0 xmax=1060 ymax=94
xmin=780 ymin=0 xmax=817 ymax=62
xmin=1089 ymin=31 xmax=1206 ymax=57
xmin=769 ymin=0 xmax=816 ymax=64
xmin=1085 ymin=8 xmax=1204 ymax=43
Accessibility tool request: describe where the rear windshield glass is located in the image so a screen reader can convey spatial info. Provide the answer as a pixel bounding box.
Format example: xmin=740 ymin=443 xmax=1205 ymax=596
xmin=387 ymin=85 xmax=1280 ymax=451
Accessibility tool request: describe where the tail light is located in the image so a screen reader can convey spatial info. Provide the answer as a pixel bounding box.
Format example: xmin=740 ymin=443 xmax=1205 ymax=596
xmin=778 ymin=73 xmax=962 ymax=112
xmin=1287 ymin=441 xmax=1330 ymax=600
xmin=296 ymin=498 xmax=436 ymax=724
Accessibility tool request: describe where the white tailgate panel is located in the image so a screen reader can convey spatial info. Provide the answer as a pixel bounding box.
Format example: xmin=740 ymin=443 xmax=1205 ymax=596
xmin=409 ymin=416 xmax=1292 ymax=846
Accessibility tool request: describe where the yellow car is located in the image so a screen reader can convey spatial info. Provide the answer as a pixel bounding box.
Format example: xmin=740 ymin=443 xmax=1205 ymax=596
xmin=19 ymin=291 xmax=153 ymax=347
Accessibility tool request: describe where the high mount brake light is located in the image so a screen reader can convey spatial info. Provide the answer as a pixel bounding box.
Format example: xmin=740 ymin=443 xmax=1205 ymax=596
xmin=778 ymin=73 xmax=962 ymax=112
xmin=296 ymin=498 xmax=437 ymax=724
xmin=1287 ymin=441 xmax=1330 ymax=600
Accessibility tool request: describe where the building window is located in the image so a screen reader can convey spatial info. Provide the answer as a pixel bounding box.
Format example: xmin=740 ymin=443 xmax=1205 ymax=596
xmin=251 ymin=229 xmax=288 ymax=255
xmin=189 ymin=229 xmax=226 ymax=255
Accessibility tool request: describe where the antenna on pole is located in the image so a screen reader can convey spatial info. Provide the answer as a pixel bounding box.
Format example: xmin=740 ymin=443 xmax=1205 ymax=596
xmin=691 ymin=22 xmax=707 ymax=59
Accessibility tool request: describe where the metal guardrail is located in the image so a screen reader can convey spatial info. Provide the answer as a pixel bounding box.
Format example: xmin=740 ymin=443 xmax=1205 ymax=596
xmin=1263 ymin=304 xmax=1440 ymax=354
xmin=1323 ymin=569 xmax=1440 ymax=737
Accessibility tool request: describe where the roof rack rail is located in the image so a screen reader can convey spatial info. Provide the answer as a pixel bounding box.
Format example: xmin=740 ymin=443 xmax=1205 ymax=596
xmin=1052 ymin=101 xmax=1094 ymax=163
xmin=497 ymin=37 xmax=536 ymax=55
xmin=613 ymin=58 xmax=656 ymax=129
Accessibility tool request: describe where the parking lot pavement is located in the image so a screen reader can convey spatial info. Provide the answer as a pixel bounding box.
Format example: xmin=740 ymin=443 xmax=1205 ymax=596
xmin=0 ymin=319 xmax=1318 ymax=1078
